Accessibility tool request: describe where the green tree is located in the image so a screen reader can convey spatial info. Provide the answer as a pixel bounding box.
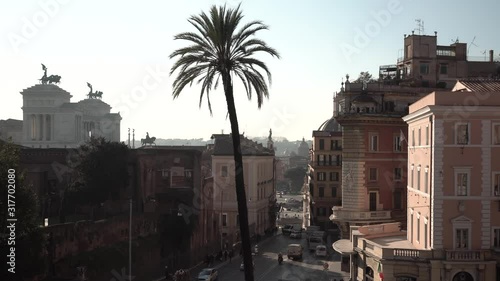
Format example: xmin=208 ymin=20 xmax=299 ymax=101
xmin=71 ymin=137 xmax=129 ymax=218
xmin=353 ymin=71 xmax=377 ymax=83
xmin=169 ymin=4 xmax=280 ymax=280
xmin=284 ymin=166 xmax=307 ymax=193
xmin=0 ymin=139 xmax=46 ymax=280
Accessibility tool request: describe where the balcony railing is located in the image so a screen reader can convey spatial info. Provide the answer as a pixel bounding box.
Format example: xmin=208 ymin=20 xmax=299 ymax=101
xmin=359 ymin=240 xmax=434 ymax=261
xmin=330 ymin=208 xmax=392 ymax=221
xmin=311 ymin=161 xmax=342 ymax=167
xmin=446 ymin=250 xmax=485 ymax=261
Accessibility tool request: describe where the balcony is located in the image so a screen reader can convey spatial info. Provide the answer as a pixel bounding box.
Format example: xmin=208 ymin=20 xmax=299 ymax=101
xmin=310 ymin=161 xmax=342 ymax=167
xmin=330 ymin=208 xmax=392 ymax=221
xmin=357 ymin=239 xmax=434 ymax=261
xmin=445 ymin=250 xmax=486 ymax=261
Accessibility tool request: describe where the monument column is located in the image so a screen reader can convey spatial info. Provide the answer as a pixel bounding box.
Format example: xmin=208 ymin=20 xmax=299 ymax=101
xmin=52 ymin=114 xmax=55 ymax=140
xmin=39 ymin=114 xmax=44 ymax=141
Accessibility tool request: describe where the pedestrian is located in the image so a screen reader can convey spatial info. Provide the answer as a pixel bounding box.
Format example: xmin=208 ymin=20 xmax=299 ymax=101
xmin=229 ymin=250 xmax=233 ymax=262
xmin=224 ymin=250 xmax=228 ymax=261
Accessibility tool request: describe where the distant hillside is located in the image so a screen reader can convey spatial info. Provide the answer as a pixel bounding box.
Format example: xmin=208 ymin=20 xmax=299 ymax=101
xmin=130 ymin=137 xmax=312 ymax=156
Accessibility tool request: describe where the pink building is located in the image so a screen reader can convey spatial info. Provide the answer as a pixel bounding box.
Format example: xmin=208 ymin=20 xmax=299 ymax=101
xmin=342 ymin=80 xmax=500 ymax=281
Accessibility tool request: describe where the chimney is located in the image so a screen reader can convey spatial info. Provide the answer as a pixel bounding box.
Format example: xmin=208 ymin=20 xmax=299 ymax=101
xmin=490 ymin=50 xmax=494 ymax=62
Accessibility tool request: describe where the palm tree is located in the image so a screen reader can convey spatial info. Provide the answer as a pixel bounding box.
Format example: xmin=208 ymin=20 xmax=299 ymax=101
xmin=169 ymin=4 xmax=279 ymax=281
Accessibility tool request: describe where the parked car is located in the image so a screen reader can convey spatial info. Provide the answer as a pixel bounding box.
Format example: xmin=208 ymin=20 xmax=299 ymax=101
xmin=197 ymin=268 xmax=218 ymax=281
xmin=290 ymin=230 xmax=302 ymax=239
xmin=315 ymin=245 xmax=328 ymax=258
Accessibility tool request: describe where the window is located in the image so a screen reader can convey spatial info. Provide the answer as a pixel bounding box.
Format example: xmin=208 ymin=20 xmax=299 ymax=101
xmin=424 ymin=166 xmax=429 ymax=193
xmin=394 ymin=136 xmax=402 ymax=151
xmin=424 ymin=219 xmax=428 ymax=248
xmin=331 ymin=186 xmax=337 ymax=197
xmin=455 ymin=123 xmax=469 ymax=145
xmin=319 ymin=139 xmax=324 ymax=150
xmin=412 ymin=129 xmax=415 ymax=146
xmin=394 ymin=190 xmax=402 ymax=210
xmin=310 ymin=184 xmax=314 ymax=196
xmin=417 ymin=166 xmax=421 ymax=190
xmin=455 ymin=229 xmax=469 ymax=249
xmin=318 ymin=155 xmax=325 ymax=166
xmin=493 ymin=124 xmax=500 ymax=145
xmin=317 ymin=172 xmax=326 ymax=181
xmin=161 ymin=169 xmax=169 ymax=178
xmin=330 ymin=172 xmax=339 ymax=181
xmin=418 ymin=128 xmax=421 ymax=146
xmin=221 ymin=166 xmax=228 ymax=177
xmin=420 ymin=63 xmax=429 ymax=75
xmin=331 ymin=140 xmax=340 ymax=150
xmin=336 ymin=155 xmax=341 ymax=166
xmin=410 ymin=165 xmax=414 ymax=188
xmin=370 ymin=134 xmax=378 ymax=151
xmin=410 ymin=211 xmax=414 ymax=242
xmin=440 ymin=64 xmax=448 ymax=74
xmin=493 ymin=228 xmax=500 ymax=248
xmin=417 ymin=214 xmax=420 ymax=242
xmin=456 ymin=172 xmax=469 ymax=196
xmin=222 ymin=213 xmax=227 ymax=227
xmin=426 ymin=125 xmax=429 ymax=145
xmin=319 ymin=186 xmax=324 ymax=197
xmin=494 ymin=173 xmax=500 ymax=196
xmin=369 ymin=168 xmax=378 ymax=181
xmin=394 ymin=168 xmax=402 ymax=181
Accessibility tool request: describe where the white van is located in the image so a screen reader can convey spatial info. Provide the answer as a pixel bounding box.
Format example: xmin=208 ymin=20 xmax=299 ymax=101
xmin=287 ymin=243 xmax=303 ymax=260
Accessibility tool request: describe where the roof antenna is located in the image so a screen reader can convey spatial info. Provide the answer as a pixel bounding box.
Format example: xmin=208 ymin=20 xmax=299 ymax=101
xmin=414 ymin=19 xmax=424 ymax=35
xmin=467 ymin=36 xmax=478 ymax=55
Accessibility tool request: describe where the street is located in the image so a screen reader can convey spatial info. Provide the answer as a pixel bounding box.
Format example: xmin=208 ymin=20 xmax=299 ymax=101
xmin=153 ymin=193 xmax=349 ymax=281
xmin=187 ymin=193 xmax=349 ymax=281
xmin=187 ymin=232 xmax=349 ymax=281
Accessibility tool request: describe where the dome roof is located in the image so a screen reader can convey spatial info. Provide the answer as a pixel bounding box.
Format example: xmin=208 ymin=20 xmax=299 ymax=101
xmin=317 ymin=117 xmax=341 ymax=132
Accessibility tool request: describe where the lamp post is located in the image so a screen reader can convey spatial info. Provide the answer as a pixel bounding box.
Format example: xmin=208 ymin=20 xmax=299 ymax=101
xmin=220 ymin=189 xmax=223 ymax=251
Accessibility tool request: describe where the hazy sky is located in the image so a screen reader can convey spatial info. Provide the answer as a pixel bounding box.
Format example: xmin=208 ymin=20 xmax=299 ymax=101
xmin=2 ymin=0 xmax=499 ymax=141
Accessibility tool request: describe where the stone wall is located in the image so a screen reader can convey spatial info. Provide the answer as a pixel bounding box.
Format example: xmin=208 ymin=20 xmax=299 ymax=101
xmin=44 ymin=214 xmax=157 ymax=262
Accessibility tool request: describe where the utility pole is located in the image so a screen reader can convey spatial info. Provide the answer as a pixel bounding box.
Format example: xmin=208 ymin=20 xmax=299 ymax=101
xmin=129 ymin=198 xmax=132 ymax=280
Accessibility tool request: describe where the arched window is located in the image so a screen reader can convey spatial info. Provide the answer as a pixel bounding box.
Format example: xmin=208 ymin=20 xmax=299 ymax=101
xmin=453 ymin=271 xmax=474 ymax=281
xmin=365 ymin=266 xmax=374 ymax=281
xmin=397 ymin=277 xmax=417 ymax=281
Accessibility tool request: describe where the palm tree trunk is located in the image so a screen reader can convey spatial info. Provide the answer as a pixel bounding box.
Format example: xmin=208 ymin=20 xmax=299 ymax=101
xmin=222 ymin=72 xmax=254 ymax=281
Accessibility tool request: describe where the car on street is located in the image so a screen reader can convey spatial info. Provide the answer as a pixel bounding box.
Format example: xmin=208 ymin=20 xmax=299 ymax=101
xmin=315 ymin=245 xmax=328 ymax=258
xmin=290 ymin=230 xmax=302 ymax=239
xmin=197 ymin=268 xmax=218 ymax=281
xmin=287 ymin=243 xmax=303 ymax=260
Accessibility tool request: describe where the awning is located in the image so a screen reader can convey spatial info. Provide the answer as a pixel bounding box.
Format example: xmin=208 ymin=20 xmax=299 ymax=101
xmin=332 ymin=239 xmax=356 ymax=255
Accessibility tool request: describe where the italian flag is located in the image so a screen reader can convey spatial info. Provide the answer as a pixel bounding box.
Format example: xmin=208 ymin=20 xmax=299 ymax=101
xmin=378 ymin=262 xmax=384 ymax=280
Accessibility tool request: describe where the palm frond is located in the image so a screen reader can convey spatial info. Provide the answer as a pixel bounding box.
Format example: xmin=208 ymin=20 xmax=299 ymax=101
xmin=170 ymin=3 xmax=279 ymax=114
